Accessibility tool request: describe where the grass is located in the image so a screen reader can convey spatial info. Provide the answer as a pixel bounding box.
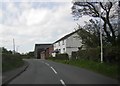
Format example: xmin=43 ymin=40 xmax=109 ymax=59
xmin=48 ymin=59 xmax=118 ymax=79
xmin=2 ymin=54 xmax=24 ymax=72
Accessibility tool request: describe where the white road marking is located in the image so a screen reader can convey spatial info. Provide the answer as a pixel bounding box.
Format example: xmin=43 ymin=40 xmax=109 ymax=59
xmin=60 ymin=79 xmax=66 ymax=86
xmin=50 ymin=67 xmax=57 ymax=74
xmin=41 ymin=61 xmax=44 ymax=63
xmin=45 ymin=63 xmax=50 ymax=66
xmin=39 ymin=61 xmax=66 ymax=85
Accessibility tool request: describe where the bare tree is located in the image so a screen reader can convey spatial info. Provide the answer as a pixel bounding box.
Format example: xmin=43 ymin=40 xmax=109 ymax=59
xmin=72 ymin=1 xmax=119 ymax=46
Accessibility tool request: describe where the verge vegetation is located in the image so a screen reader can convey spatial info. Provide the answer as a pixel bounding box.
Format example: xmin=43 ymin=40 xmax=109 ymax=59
xmin=48 ymin=58 xmax=118 ymax=79
xmin=48 ymin=51 xmax=119 ymax=79
xmin=2 ymin=47 xmax=24 ymax=72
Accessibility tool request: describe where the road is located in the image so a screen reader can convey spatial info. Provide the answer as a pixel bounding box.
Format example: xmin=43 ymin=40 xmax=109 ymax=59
xmin=0 ymin=76 xmax=2 ymax=85
xmin=9 ymin=59 xmax=118 ymax=85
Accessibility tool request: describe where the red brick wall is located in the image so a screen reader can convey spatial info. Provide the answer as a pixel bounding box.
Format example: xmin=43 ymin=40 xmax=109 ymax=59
xmin=45 ymin=46 xmax=53 ymax=59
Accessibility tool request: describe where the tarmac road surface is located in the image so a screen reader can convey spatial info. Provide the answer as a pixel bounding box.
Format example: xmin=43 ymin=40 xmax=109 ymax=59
xmin=9 ymin=59 xmax=118 ymax=85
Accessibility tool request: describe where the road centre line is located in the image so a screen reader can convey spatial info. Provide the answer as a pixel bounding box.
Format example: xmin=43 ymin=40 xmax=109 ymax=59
xmin=60 ymin=79 xmax=66 ymax=86
xmin=44 ymin=63 xmax=57 ymax=74
xmin=50 ymin=67 xmax=57 ymax=74
xmin=45 ymin=63 xmax=50 ymax=66
xmin=41 ymin=61 xmax=44 ymax=63
xmin=43 ymin=62 xmax=66 ymax=86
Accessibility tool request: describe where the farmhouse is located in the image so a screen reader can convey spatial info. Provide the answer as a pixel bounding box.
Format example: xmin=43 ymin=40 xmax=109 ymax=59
xmin=34 ymin=44 xmax=53 ymax=59
xmin=52 ymin=30 xmax=83 ymax=59
xmin=34 ymin=30 xmax=83 ymax=59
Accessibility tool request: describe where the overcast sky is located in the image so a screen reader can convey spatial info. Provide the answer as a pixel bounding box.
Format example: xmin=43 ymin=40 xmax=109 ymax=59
xmin=0 ymin=0 xmax=91 ymax=53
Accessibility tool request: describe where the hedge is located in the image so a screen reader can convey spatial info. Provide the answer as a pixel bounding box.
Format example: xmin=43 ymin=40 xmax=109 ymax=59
xmin=103 ymin=46 xmax=119 ymax=63
xmin=2 ymin=53 xmax=24 ymax=72
xmin=73 ymin=46 xmax=119 ymax=63
xmin=55 ymin=53 xmax=69 ymax=60
xmin=76 ymin=47 xmax=100 ymax=61
xmin=48 ymin=53 xmax=69 ymax=60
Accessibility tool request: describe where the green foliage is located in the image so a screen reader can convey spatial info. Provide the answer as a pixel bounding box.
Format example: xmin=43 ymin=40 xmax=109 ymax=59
xmin=48 ymin=55 xmax=56 ymax=60
xmin=21 ymin=55 xmax=33 ymax=59
xmin=21 ymin=51 xmax=34 ymax=59
xmin=2 ymin=47 xmax=24 ymax=72
xmin=54 ymin=53 xmax=69 ymax=60
xmin=2 ymin=53 xmax=24 ymax=72
xmin=55 ymin=53 xmax=69 ymax=60
xmin=48 ymin=53 xmax=69 ymax=60
xmin=72 ymin=2 xmax=118 ymax=46
xmin=71 ymin=52 xmax=77 ymax=60
xmin=77 ymin=47 xmax=100 ymax=61
xmin=50 ymin=59 xmax=118 ymax=79
xmin=104 ymin=46 xmax=120 ymax=63
xmin=77 ymin=28 xmax=100 ymax=48
xmin=2 ymin=47 xmax=13 ymax=55
xmin=26 ymin=51 xmax=34 ymax=57
xmin=75 ymin=46 xmax=119 ymax=64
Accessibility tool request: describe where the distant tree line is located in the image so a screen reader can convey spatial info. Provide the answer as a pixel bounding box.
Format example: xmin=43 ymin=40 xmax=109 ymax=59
xmin=1 ymin=47 xmax=34 ymax=59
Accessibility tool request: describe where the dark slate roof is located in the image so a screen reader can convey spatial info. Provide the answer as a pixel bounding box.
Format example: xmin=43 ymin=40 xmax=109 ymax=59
xmin=35 ymin=44 xmax=52 ymax=47
xmin=34 ymin=44 xmax=53 ymax=52
xmin=35 ymin=44 xmax=52 ymax=49
xmin=54 ymin=29 xmax=79 ymax=44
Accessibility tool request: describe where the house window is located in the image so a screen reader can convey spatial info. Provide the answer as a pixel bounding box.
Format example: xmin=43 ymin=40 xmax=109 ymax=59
xmin=59 ymin=49 xmax=61 ymax=53
xmin=59 ymin=42 xmax=60 ymax=46
xmin=62 ymin=40 xmax=64 ymax=45
xmin=63 ymin=48 xmax=65 ymax=53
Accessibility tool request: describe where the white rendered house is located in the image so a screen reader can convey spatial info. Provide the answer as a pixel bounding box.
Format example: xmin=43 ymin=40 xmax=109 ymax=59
xmin=53 ymin=30 xmax=83 ymax=59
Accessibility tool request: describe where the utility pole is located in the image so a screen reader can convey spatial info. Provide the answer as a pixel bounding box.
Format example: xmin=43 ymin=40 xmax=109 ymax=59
xmin=100 ymin=20 xmax=103 ymax=63
xmin=13 ymin=38 xmax=15 ymax=54
xmin=99 ymin=2 xmax=103 ymax=63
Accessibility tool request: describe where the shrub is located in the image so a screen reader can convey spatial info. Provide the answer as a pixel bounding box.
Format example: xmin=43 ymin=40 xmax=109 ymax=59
xmin=55 ymin=53 xmax=69 ymax=60
xmin=21 ymin=55 xmax=33 ymax=59
xmin=71 ymin=52 xmax=77 ymax=60
xmin=2 ymin=53 xmax=24 ymax=72
xmin=87 ymin=48 xmax=100 ymax=61
xmin=47 ymin=55 xmax=56 ymax=60
xmin=77 ymin=50 xmax=87 ymax=60
xmin=76 ymin=46 xmax=119 ymax=63
xmin=104 ymin=46 xmax=119 ymax=63
xmin=77 ymin=47 xmax=100 ymax=61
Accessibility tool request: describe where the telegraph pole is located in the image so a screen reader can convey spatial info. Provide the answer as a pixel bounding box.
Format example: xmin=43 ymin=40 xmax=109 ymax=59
xmin=100 ymin=21 xmax=103 ymax=63
xmin=13 ymin=38 xmax=15 ymax=54
xmin=99 ymin=2 xmax=103 ymax=63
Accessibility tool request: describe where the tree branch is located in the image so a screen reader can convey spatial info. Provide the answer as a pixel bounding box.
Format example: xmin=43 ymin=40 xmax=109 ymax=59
xmin=86 ymin=2 xmax=99 ymax=17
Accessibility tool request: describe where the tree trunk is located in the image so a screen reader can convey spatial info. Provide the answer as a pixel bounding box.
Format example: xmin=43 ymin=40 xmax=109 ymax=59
xmin=106 ymin=11 xmax=116 ymax=45
xmin=101 ymin=17 xmax=112 ymax=43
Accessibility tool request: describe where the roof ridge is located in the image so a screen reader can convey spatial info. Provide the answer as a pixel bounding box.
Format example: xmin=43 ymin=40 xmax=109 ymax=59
xmin=54 ymin=29 xmax=79 ymax=43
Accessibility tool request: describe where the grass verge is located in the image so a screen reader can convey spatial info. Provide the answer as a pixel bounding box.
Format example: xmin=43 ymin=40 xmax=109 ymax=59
xmin=48 ymin=59 xmax=118 ymax=79
xmin=2 ymin=54 xmax=24 ymax=72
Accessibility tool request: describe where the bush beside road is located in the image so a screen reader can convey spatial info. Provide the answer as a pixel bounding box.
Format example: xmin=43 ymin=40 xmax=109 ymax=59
xmin=2 ymin=54 xmax=24 ymax=72
xmin=2 ymin=47 xmax=24 ymax=72
xmin=48 ymin=58 xmax=118 ymax=79
xmin=48 ymin=46 xmax=119 ymax=79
